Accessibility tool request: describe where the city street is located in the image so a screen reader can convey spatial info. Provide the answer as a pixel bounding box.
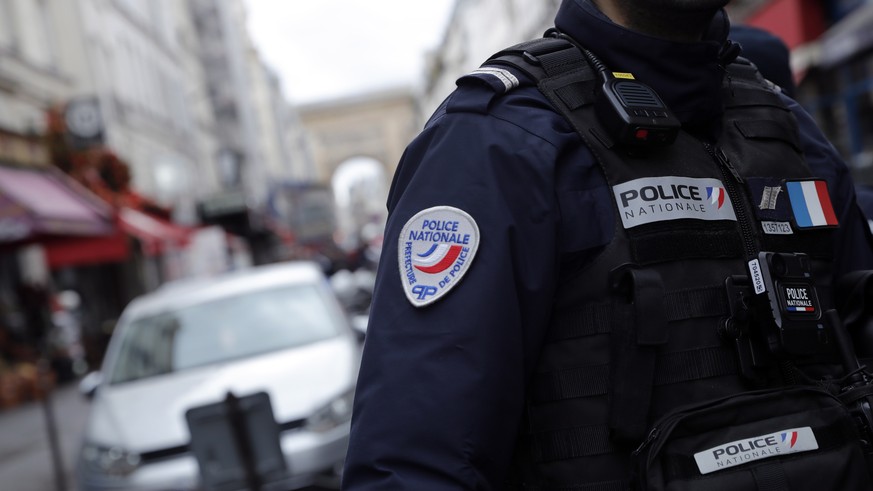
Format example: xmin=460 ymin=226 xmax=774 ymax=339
xmin=0 ymin=381 xmax=91 ymax=491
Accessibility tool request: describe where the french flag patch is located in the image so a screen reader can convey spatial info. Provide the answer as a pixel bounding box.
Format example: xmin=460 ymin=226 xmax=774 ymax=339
xmin=786 ymin=180 xmax=839 ymax=228
xmin=787 ymin=306 xmax=814 ymax=312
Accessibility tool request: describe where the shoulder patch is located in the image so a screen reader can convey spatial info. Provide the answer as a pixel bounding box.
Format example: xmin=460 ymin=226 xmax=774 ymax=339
xmin=398 ymin=206 xmax=480 ymax=308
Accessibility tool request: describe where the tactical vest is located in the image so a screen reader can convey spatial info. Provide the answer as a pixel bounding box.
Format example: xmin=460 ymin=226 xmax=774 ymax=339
xmin=469 ymin=37 xmax=846 ymax=490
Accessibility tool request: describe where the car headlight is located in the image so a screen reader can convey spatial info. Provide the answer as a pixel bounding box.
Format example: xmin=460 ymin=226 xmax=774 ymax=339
xmin=304 ymin=389 xmax=355 ymax=432
xmin=80 ymin=443 xmax=141 ymax=477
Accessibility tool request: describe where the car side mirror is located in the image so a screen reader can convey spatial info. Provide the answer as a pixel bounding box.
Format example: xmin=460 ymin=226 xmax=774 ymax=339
xmin=79 ymin=371 xmax=103 ymax=399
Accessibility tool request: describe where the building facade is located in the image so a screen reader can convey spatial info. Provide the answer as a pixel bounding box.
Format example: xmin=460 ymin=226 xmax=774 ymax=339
xmin=72 ymin=0 xmax=222 ymax=224
xmin=0 ymin=0 xmax=300 ymax=380
xmin=421 ymin=0 xmax=561 ymax=118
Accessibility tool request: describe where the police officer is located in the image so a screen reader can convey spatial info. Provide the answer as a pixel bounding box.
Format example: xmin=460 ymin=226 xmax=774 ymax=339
xmin=343 ymin=0 xmax=873 ymax=489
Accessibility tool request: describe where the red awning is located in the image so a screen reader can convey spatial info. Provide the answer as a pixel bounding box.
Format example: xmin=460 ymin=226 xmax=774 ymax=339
xmin=118 ymin=207 xmax=191 ymax=255
xmin=44 ymin=207 xmax=194 ymax=269
xmin=43 ymin=229 xmax=130 ymax=268
xmin=0 ymin=164 xmax=113 ymax=243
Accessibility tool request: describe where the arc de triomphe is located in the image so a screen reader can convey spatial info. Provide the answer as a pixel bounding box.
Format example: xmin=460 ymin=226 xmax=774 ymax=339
xmin=297 ymin=88 xmax=422 ymax=189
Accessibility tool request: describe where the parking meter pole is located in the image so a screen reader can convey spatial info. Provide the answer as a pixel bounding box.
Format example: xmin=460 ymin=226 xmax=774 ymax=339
xmin=225 ymin=392 xmax=261 ymax=491
xmin=38 ymin=358 xmax=67 ymax=491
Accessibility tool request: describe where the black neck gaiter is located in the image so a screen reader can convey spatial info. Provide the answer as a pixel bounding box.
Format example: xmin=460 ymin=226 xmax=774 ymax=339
xmin=554 ymin=0 xmax=737 ymax=141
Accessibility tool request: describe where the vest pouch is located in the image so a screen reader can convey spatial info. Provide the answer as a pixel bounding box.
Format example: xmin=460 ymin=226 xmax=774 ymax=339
xmin=632 ymin=386 xmax=873 ymax=491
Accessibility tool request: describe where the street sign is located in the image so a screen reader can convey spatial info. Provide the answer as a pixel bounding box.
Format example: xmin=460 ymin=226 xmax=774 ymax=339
xmin=185 ymin=391 xmax=286 ymax=491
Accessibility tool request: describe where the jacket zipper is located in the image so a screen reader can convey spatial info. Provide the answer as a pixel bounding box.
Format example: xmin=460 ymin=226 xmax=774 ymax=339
xmin=703 ymin=142 xmax=758 ymax=261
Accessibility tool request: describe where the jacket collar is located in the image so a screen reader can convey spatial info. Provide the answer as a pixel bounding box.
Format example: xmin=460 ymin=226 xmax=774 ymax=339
xmin=554 ymin=0 xmax=738 ymax=141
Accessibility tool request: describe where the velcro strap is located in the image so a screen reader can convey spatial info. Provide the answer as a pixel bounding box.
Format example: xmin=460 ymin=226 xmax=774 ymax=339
xmin=630 ymin=224 xmax=744 ymax=265
xmin=486 ymin=37 xmax=581 ymax=80
xmin=734 ymin=119 xmax=801 ymax=152
xmin=724 ymin=87 xmax=787 ymax=108
xmin=536 ymin=46 xmax=588 ymax=77
xmin=759 ymin=232 xmax=834 ymax=260
xmin=556 ymin=81 xmax=596 ymax=110
xmin=520 ymin=37 xmax=572 ymax=57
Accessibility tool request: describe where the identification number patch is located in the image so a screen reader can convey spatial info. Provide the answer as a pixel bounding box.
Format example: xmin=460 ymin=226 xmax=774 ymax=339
xmin=761 ymin=221 xmax=793 ymax=235
xmin=398 ymin=206 xmax=480 ymax=307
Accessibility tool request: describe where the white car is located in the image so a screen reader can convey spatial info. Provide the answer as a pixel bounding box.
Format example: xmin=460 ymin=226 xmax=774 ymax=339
xmin=76 ymin=261 xmax=362 ymax=491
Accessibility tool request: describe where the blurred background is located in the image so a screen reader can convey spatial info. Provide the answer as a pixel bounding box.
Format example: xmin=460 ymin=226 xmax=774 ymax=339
xmin=0 ymin=0 xmax=870 ymax=489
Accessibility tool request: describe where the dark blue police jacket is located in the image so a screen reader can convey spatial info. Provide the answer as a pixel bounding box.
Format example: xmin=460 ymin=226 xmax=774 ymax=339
xmin=342 ymin=0 xmax=873 ymax=489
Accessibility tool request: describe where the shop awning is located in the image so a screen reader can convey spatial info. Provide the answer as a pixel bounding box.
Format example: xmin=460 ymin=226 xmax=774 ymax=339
xmin=44 ymin=207 xmax=194 ymax=269
xmin=0 ymin=164 xmax=113 ymax=243
xmin=43 ymin=228 xmax=129 ymax=268
xmin=118 ymin=207 xmax=191 ymax=256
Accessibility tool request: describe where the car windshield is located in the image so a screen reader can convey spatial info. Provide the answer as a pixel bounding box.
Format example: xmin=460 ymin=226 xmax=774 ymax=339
xmin=108 ymin=284 xmax=341 ymax=384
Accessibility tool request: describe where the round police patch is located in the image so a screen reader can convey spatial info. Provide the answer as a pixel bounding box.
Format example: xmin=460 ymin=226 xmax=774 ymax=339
xmin=398 ymin=206 xmax=480 ymax=307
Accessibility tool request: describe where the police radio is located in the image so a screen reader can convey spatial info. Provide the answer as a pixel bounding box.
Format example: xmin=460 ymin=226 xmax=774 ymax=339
xmin=591 ymin=66 xmax=681 ymax=147
xmin=556 ymin=33 xmax=681 ymax=148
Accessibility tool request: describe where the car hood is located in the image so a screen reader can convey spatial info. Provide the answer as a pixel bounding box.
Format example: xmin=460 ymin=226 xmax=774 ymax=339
xmin=85 ymin=336 xmax=359 ymax=453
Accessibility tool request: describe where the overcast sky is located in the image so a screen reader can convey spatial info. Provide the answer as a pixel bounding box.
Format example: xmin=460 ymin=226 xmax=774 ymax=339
xmin=243 ymin=0 xmax=456 ymax=106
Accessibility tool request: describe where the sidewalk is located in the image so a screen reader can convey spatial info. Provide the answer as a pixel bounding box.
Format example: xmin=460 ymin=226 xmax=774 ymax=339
xmin=0 ymin=381 xmax=91 ymax=491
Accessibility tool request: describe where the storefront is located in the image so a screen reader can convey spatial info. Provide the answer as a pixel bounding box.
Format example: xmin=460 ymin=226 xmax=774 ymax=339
xmin=0 ymin=155 xmax=117 ymax=405
xmin=0 ymin=163 xmax=114 ymax=244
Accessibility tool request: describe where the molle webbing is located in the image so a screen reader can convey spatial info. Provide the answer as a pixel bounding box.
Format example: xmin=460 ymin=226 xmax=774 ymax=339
xmin=609 ymin=267 xmax=668 ymax=440
xmin=629 ymin=222 xmax=744 ymax=264
xmin=548 ymin=284 xmax=730 ymax=341
xmin=531 ymin=424 xmax=617 ymax=462
xmin=532 ymin=347 xmax=738 ymax=403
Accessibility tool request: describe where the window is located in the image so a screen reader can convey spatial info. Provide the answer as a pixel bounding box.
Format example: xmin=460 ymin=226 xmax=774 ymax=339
xmin=17 ymin=0 xmax=56 ymax=67
xmin=108 ymin=284 xmax=342 ymax=384
xmin=0 ymin=0 xmax=18 ymax=51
